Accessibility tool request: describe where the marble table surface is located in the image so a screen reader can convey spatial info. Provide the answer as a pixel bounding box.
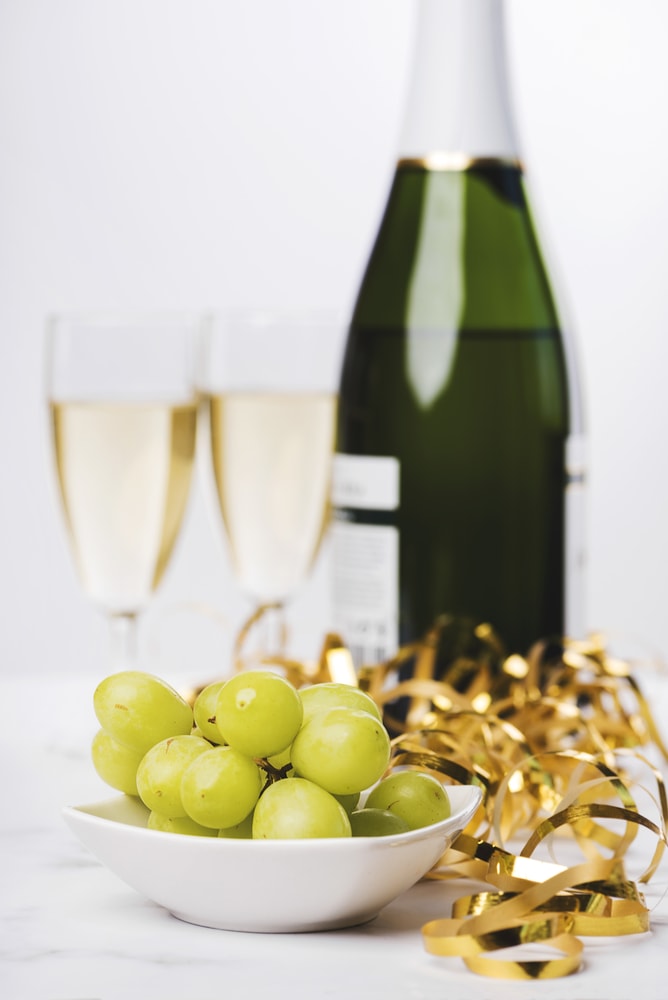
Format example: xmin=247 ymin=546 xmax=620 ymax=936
xmin=4 ymin=669 xmax=668 ymax=1000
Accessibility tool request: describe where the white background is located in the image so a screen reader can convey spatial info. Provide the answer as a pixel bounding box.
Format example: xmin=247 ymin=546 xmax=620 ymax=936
xmin=1 ymin=0 xmax=667 ymax=681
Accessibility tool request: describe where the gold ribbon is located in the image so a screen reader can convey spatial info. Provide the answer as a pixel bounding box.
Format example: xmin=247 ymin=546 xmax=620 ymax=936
xmin=223 ymin=610 xmax=668 ymax=979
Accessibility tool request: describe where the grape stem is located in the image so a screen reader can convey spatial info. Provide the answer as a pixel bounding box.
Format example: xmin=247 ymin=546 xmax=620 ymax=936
xmin=256 ymin=758 xmax=293 ymax=793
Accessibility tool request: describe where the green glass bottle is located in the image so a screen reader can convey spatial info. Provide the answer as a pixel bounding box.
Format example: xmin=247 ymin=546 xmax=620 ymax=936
xmin=331 ymin=0 xmax=585 ymax=664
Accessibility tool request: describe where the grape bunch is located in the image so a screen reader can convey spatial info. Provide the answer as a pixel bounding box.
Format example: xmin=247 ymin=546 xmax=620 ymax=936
xmin=91 ymin=669 xmax=450 ymax=839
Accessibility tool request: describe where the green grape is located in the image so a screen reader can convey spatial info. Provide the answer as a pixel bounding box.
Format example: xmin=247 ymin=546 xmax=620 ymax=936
xmin=217 ymin=812 xmax=254 ymax=839
xmin=350 ymin=808 xmax=411 ymax=837
xmin=181 ymin=745 xmax=263 ymax=829
xmin=299 ymin=682 xmax=382 ymax=725
xmin=147 ymin=811 xmax=218 ymax=837
xmin=291 ymin=708 xmax=391 ymax=795
xmin=192 ymin=681 xmax=226 ymax=744
xmin=333 ymin=791 xmax=360 ymax=816
xmin=91 ymin=728 xmax=143 ymax=796
xmin=252 ymin=777 xmax=352 ymax=839
xmin=365 ymin=771 xmax=451 ymax=830
xmin=215 ymin=670 xmax=303 ymax=758
xmin=93 ymin=670 xmax=193 ymax=755
xmin=136 ymin=734 xmax=211 ymax=817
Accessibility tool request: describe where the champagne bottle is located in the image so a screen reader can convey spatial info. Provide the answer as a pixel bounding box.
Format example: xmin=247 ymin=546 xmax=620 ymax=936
xmin=331 ymin=0 xmax=585 ymax=666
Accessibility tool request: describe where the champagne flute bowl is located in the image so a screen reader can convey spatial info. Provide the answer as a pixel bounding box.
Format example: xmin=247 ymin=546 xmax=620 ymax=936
xmin=198 ymin=309 xmax=344 ymax=658
xmin=45 ymin=312 xmax=203 ymax=667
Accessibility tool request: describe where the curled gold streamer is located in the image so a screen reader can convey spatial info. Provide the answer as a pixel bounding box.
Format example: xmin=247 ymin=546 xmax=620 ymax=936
xmin=423 ymin=916 xmax=584 ymax=979
xmin=227 ymin=609 xmax=668 ymax=979
xmin=424 ymin=857 xmax=645 ymax=978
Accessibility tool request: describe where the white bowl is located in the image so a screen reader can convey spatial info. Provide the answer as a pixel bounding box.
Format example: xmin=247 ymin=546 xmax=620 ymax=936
xmin=63 ymin=784 xmax=482 ymax=933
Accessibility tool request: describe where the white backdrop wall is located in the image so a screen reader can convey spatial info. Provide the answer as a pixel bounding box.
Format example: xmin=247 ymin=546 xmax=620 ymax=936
xmin=1 ymin=0 xmax=667 ymax=680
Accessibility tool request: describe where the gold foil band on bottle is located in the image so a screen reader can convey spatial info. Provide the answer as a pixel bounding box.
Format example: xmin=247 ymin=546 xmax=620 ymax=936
xmin=216 ymin=609 xmax=667 ymax=981
xmin=398 ymin=153 xmax=524 ymax=172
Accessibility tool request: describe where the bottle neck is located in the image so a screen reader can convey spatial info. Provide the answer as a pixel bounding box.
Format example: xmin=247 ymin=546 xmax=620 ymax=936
xmin=398 ymin=0 xmax=519 ymax=165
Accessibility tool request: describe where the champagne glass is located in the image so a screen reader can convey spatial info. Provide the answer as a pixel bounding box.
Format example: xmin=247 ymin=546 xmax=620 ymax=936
xmin=45 ymin=312 xmax=202 ymax=669
xmin=198 ymin=310 xmax=343 ymax=663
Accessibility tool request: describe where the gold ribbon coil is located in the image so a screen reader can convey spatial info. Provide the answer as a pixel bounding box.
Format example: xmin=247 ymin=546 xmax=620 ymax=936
xmin=221 ymin=609 xmax=668 ymax=979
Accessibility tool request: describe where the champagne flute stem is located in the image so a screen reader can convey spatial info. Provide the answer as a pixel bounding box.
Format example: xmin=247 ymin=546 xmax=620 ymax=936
xmin=259 ymin=602 xmax=287 ymax=660
xmin=234 ymin=602 xmax=288 ymax=668
xmin=108 ymin=612 xmax=139 ymax=669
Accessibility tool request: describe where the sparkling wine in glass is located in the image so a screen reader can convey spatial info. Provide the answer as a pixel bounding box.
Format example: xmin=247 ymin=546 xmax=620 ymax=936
xmin=199 ymin=310 xmax=343 ymax=661
xmin=46 ymin=312 xmax=202 ymax=668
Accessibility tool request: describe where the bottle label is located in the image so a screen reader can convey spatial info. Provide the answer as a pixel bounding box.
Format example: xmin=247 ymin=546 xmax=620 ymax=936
xmin=330 ymin=454 xmax=400 ymax=666
xmin=331 ymin=453 xmax=400 ymax=510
